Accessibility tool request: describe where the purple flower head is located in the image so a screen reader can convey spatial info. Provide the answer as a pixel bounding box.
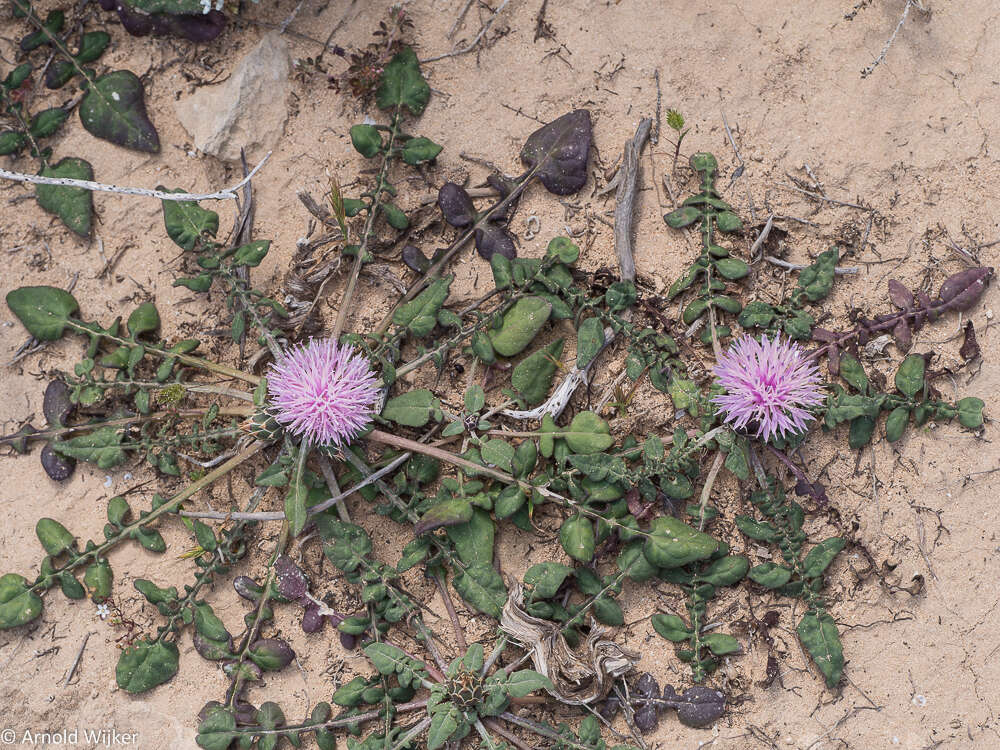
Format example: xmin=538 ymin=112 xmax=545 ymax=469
xmin=267 ymin=339 xmax=380 ymax=448
xmin=711 ymin=334 xmax=824 ymax=442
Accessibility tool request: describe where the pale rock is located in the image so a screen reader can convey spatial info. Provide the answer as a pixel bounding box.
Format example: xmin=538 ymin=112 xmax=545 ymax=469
xmin=175 ymin=33 xmax=290 ymax=161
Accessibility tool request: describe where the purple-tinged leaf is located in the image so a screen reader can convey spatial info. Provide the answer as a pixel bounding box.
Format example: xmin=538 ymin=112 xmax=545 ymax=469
xmin=892 ymin=318 xmax=912 ymax=352
xmin=635 ymin=704 xmax=659 ymax=733
xmin=402 ymin=245 xmax=431 ymax=274
xmin=519 ymin=109 xmax=592 ymax=195
xmin=43 ymin=380 xmax=74 ymax=427
xmin=959 ymin=320 xmax=980 ymax=361
xmin=193 ymin=631 xmax=234 ymax=661
xmin=274 ymin=555 xmax=308 ymax=601
xmin=248 ymin=638 xmax=295 ymax=671
xmin=598 ymin=695 xmax=621 ymax=722
xmin=937 ymin=267 xmax=993 ymax=311
xmin=339 ymin=632 xmax=358 ymax=650
xmin=474 ymin=223 xmax=517 ymax=261
xmin=233 ymin=576 xmax=263 ymax=602
xmin=41 ymin=443 xmax=75 ymax=481
xmin=672 ymin=686 xmax=727 ymax=728
xmin=301 ymin=602 xmax=326 ymax=634
xmin=887 ymin=279 xmax=914 ymax=310
xmin=635 ymin=672 xmax=660 ymax=699
xmin=437 ymin=183 xmax=475 ymax=227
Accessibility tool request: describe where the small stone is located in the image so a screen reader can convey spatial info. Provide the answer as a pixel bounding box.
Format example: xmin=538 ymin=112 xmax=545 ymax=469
xmin=175 ymin=33 xmax=291 ymax=161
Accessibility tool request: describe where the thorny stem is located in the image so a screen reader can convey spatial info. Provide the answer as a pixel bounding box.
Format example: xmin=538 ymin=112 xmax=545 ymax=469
xmin=221 ymin=699 xmax=430 ymax=738
xmin=333 ymin=105 xmax=403 ymax=340
xmin=0 ymin=406 xmax=253 ymax=445
xmin=64 ymin=319 xmax=261 ymax=385
xmin=29 ymin=442 xmax=267 ymax=594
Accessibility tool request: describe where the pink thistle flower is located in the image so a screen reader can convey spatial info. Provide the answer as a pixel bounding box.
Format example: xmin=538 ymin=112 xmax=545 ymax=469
xmin=711 ymin=334 xmax=824 ymax=442
xmin=267 ymin=339 xmax=380 ymax=448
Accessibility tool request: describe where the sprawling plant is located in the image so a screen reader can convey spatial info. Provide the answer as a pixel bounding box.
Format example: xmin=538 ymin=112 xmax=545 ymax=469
xmin=1 ymin=42 xmax=991 ymax=750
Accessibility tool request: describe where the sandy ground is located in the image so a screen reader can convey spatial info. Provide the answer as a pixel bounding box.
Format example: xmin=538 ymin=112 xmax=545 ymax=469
xmin=2 ymin=1 xmax=999 ymax=748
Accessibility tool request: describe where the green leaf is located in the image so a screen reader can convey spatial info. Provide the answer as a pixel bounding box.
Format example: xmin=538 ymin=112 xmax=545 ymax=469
xmin=885 ymin=406 xmax=909 ymax=443
xmin=511 ymin=339 xmax=564 ymax=406
xmin=715 ymin=211 xmax=743 ymax=233
xmin=415 ymin=498 xmax=473 ymax=535
xmin=159 ymin=188 xmax=219 ymax=251
xmin=0 ymin=130 xmax=27 ymax=156
xmin=127 ymin=302 xmax=160 ymax=337
xmin=838 ymin=354 xmax=869 ymax=393
xmin=592 ymin=596 xmax=624 ymax=626
xmin=52 ymin=427 xmax=125 ymax=469
xmin=643 ymin=517 xmax=719 ymax=568
xmin=285 ymin=448 xmax=309 ymax=537
xmin=232 ymin=240 xmax=271 ymax=267
xmin=523 ymin=562 xmax=573 ymax=598
xmin=560 ymin=515 xmax=595 ymax=562
xmin=737 ymin=300 xmax=776 ymax=329
xmin=795 ymin=248 xmax=838 ymax=301
xmin=576 ymin=316 xmax=605 ymax=368
xmin=75 ymin=30 xmax=111 ymax=64
xmin=848 ymin=415 xmax=876 ymax=449
xmin=714 ymin=257 xmax=749 ymax=280
xmin=697 ymin=555 xmax=749 ymax=587
xmin=427 ymin=704 xmax=460 ymax=750
xmin=36 ymin=157 xmax=94 ymax=236
xmin=36 ymin=518 xmax=75 ymax=556
xmin=80 ymin=70 xmax=159 ymax=152
xmin=894 ymin=355 xmax=925 ymax=398
xmin=196 ymin=706 xmax=237 ymax=750
xmin=332 ymin=676 xmax=368 ymax=706
xmin=116 ymin=639 xmax=179 ymax=693
xmin=797 ymin=611 xmax=843 ymax=688
xmin=735 ymin=516 xmax=780 ymax=543
xmin=481 ymin=438 xmax=515 ymax=472
xmin=376 ymin=47 xmax=430 ymax=115
xmin=724 ymin=439 xmax=749 ymax=481
xmin=801 ymin=537 xmax=845 ymax=579
xmin=471 ymin=330 xmax=496 ymax=364
xmin=446 ymin=509 xmax=495 ymax=567
xmin=382 ymin=389 xmax=441 ymax=427
xmin=349 ymin=123 xmax=381 ymax=157
xmin=956 ymin=397 xmax=985 ymax=428
xmin=382 ymin=202 xmax=409 ymax=230
xmin=506 ymin=669 xmax=553 ymax=697
xmin=132 ymin=526 xmax=166 ymax=553
xmin=562 ymin=411 xmax=614 ymax=454
xmin=489 ymin=296 xmax=553 ymax=357
xmin=702 ymin=633 xmax=741 ymax=656
xmin=83 ymin=559 xmax=113 ymax=602
xmin=453 ymin=563 xmax=507 ymax=618
xmin=6 ymin=286 xmax=79 ymax=341
xmin=664 ymin=205 xmax=701 ymax=228
xmin=545 ymin=236 xmax=580 ymax=263
xmin=748 ymin=562 xmax=793 ymax=588
xmin=29 ymin=107 xmax=69 ymax=138
xmin=0 ymin=573 xmax=43 ymax=629
xmin=464 ymin=384 xmax=486 ymax=413
xmin=401 ymin=136 xmax=443 ymax=164
xmin=651 ymin=613 xmax=690 ymax=642
xmin=366 ymin=642 xmax=414 ymax=675
xmin=194 ymin=603 xmax=230 ymax=642
xmin=393 ymin=276 xmax=452 ymax=338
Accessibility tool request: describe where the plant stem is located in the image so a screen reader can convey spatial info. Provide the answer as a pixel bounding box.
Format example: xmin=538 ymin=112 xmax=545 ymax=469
xmin=0 ymin=406 xmax=254 ymax=445
xmin=31 ymin=441 xmax=267 ymax=593
xmin=333 ymin=106 xmax=402 ymax=340
xmin=65 ymin=320 xmax=261 ymax=385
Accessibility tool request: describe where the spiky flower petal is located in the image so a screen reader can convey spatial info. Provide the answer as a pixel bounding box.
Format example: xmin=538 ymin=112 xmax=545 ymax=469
xmin=711 ymin=334 xmax=824 ymax=442
xmin=267 ymin=339 xmax=379 ymax=448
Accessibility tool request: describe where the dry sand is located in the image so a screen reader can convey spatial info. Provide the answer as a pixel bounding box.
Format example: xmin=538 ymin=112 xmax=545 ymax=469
xmin=1 ymin=1 xmax=999 ymax=748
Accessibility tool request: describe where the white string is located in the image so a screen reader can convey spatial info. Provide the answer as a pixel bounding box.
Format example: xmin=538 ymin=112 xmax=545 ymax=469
xmin=0 ymin=151 xmax=271 ymax=202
